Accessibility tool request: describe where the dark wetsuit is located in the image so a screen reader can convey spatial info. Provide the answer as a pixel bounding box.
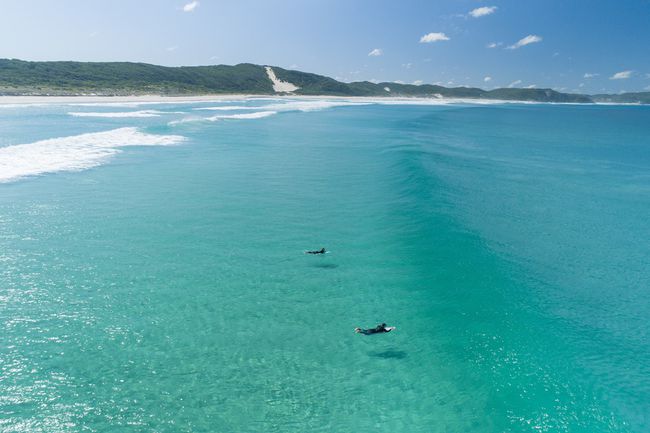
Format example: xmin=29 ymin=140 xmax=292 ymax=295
xmin=358 ymin=324 xmax=391 ymax=335
xmin=306 ymin=248 xmax=326 ymax=255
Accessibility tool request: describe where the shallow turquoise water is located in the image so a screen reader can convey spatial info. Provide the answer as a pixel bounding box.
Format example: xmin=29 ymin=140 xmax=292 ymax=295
xmin=1 ymin=100 xmax=649 ymax=432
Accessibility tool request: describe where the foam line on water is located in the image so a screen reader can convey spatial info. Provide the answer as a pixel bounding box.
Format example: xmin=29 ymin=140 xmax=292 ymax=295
xmin=172 ymin=100 xmax=369 ymax=124
xmin=208 ymin=111 xmax=277 ymax=120
xmin=0 ymin=127 xmax=185 ymax=183
xmin=170 ymin=111 xmax=277 ymax=125
xmin=262 ymin=100 xmax=371 ymax=112
xmin=68 ymin=110 xmax=166 ymax=118
xmin=193 ymin=106 xmax=259 ymax=111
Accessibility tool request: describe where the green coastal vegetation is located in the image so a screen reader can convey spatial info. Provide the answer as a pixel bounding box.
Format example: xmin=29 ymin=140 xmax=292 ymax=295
xmin=1 ymin=58 xmax=648 ymax=103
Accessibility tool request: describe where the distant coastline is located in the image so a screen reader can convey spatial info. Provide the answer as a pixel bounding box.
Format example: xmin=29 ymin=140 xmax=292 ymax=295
xmin=0 ymin=94 xmax=646 ymax=107
xmin=1 ymin=59 xmax=649 ymax=104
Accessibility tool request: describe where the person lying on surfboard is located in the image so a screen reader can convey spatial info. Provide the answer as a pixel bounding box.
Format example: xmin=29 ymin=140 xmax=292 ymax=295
xmin=305 ymin=248 xmax=327 ymax=255
xmin=355 ymin=323 xmax=396 ymax=335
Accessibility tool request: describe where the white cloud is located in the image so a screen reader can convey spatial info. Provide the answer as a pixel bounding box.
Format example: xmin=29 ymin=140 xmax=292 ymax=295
xmin=166 ymin=45 xmax=178 ymax=52
xmin=368 ymin=48 xmax=383 ymax=57
xmin=579 ymin=83 xmax=585 ymax=87
xmin=183 ymin=1 xmax=199 ymax=12
xmin=484 ymin=76 xmax=492 ymax=82
xmin=645 ymin=85 xmax=650 ymax=90
xmin=469 ymin=6 xmax=497 ymax=18
xmin=508 ymin=79 xmax=522 ymax=88
xmin=646 ymin=73 xmax=650 ymax=79
xmin=413 ymin=80 xmax=424 ymax=85
xmin=507 ymin=35 xmax=542 ymax=49
xmin=525 ymin=84 xmax=537 ymax=89
xmin=610 ymin=70 xmax=632 ymax=80
xmin=420 ymin=32 xmax=450 ymax=43
xmin=486 ymin=42 xmax=502 ymax=49
xmin=583 ymin=73 xmax=598 ymax=78
xmin=394 ymin=80 xmax=405 ymax=84
xmin=402 ymin=63 xmax=412 ymax=69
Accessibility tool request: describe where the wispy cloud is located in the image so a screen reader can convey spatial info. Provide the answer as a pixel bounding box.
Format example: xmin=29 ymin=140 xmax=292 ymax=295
xmin=610 ymin=70 xmax=632 ymax=80
xmin=413 ymin=80 xmax=423 ymax=85
xmin=183 ymin=1 xmax=199 ymax=12
xmin=508 ymin=79 xmax=522 ymax=88
xmin=583 ymin=73 xmax=598 ymax=78
xmin=487 ymin=42 xmax=502 ymax=49
xmin=525 ymin=84 xmax=537 ymax=89
xmin=484 ymin=76 xmax=492 ymax=82
xmin=368 ymin=48 xmax=383 ymax=57
xmin=420 ymin=32 xmax=450 ymax=43
xmin=507 ymin=35 xmax=542 ymax=49
xmin=402 ymin=62 xmax=412 ymax=69
xmin=469 ymin=6 xmax=497 ymax=18
xmin=166 ymin=45 xmax=178 ymax=52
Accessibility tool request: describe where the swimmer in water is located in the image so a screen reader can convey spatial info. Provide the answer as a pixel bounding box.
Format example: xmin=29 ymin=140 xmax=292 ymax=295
xmin=305 ymin=248 xmax=326 ymax=255
xmin=355 ymin=323 xmax=395 ymax=335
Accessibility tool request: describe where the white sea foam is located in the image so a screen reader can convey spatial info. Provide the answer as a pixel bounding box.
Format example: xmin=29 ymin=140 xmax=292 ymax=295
xmin=68 ymin=110 xmax=166 ymax=118
xmin=193 ymin=106 xmax=258 ymax=111
xmin=208 ymin=111 xmax=277 ymax=120
xmin=171 ymin=100 xmax=368 ymax=125
xmin=0 ymin=127 xmax=185 ymax=183
xmin=170 ymin=111 xmax=277 ymax=125
xmin=262 ymin=100 xmax=370 ymax=112
xmin=194 ymin=100 xmax=367 ymax=113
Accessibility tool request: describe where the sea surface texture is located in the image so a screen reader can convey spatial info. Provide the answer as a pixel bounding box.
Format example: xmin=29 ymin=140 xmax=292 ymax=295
xmin=1 ymin=99 xmax=649 ymax=433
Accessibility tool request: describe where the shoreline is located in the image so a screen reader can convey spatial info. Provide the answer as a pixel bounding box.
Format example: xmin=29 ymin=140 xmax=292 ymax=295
xmin=0 ymin=94 xmax=643 ymax=106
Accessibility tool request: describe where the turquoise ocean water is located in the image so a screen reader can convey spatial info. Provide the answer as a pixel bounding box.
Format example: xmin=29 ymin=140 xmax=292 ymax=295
xmin=1 ymin=99 xmax=649 ymax=432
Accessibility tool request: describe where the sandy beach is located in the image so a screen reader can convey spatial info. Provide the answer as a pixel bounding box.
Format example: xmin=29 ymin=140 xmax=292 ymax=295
xmin=0 ymin=94 xmax=564 ymax=107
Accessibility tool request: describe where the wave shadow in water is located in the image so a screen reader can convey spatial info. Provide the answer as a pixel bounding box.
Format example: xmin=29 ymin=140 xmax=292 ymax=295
xmin=368 ymin=349 xmax=408 ymax=359
xmin=312 ymin=263 xmax=339 ymax=269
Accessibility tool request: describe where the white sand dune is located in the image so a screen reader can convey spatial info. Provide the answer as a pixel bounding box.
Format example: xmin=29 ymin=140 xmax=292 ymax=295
xmin=265 ymin=67 xmax=299 ymax=93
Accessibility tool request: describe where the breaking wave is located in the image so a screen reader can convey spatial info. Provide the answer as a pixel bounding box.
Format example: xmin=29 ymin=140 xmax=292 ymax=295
xmin=68 ymin=110 xmax=166 ymax=118
xmin=169 ymin=111 xmax=277 ymax=125
xmin=0 ymin=127 xmax=185 ymax=183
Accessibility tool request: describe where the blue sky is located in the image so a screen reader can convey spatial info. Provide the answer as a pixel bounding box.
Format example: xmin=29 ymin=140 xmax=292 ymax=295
xmin=1 ymin=0 xmax=649 ymax=93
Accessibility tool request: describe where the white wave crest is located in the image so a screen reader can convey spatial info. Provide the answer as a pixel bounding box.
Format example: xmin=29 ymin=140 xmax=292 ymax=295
xmin=0 ymin=127 xmax=185 ymax=183
xmin=170 ymin=111 xmax=277 ymax=125
xmin=208 ymin=111 xmax=277 ymax=120
xmin=194 ymin=106 xmax=259 ymax=111
xmin=262 ymin=100 xmax=370 ymax=112
xmin=68 ymin=110 xmax=165 ymax=118
xmin=193 ymin=101 xmax=367 ymax=113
